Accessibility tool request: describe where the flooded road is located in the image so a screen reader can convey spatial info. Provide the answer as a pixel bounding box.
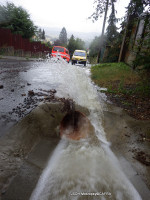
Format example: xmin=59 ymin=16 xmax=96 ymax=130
xmin=0 ymin=59 xmax=71 ymax=136
xmin=0 ymin=58 xmax=101 ymax=137
xmin=0 ymin=58 xmax=144 ymax=199
xmin=0 ymin=60 xmax=38 ymax=136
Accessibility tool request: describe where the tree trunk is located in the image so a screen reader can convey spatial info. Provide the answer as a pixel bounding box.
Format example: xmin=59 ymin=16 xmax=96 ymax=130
xmin=97 ymin=0 xmax=109 ymax=63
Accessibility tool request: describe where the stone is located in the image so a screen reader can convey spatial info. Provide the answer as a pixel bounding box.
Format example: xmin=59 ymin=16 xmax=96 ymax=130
xmin=50 ymin=89 xmax=57 ymax=93
xmin=28 ymin=90 xmax=35 ymax=96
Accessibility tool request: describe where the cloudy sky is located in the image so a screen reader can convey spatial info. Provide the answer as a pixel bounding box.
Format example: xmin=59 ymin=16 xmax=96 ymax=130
xmin=1 ymin=0 xmax=130 ymax=34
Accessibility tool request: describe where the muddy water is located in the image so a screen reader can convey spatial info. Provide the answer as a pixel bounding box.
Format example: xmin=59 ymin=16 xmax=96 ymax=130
xmin=18 ymin=58 xmax=142 ymax=200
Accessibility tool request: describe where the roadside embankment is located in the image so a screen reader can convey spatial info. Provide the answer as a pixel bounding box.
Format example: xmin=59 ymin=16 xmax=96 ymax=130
xmin=91 ymin=62 xmax=150 ymax=121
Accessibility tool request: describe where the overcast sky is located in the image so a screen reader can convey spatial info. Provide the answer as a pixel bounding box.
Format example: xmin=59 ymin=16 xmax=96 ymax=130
xmin=1 ymin=0 xmax=130 ymax=34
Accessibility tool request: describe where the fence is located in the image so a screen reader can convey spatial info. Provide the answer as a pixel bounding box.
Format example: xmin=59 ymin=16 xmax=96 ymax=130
xmin=0 ymin=28 xmax=51 ymax=57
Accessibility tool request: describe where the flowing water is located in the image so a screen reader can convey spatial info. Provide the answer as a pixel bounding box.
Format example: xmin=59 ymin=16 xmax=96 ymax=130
xmin=29 ymin=58 xmax=141 ymax=200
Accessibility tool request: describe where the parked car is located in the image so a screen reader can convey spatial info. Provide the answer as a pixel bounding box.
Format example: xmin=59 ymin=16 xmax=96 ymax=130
xmin=51 ymin=46 xmax=70 ymax=62
xmin=72 ymin=50 xmax=87 ymax=66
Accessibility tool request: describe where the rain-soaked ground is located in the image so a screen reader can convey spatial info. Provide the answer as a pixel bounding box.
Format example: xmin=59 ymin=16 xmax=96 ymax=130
xmin=0 ymin=59 xmax=70 ymax=137
xmin=0 ymin=60 xmax=36 ymax=135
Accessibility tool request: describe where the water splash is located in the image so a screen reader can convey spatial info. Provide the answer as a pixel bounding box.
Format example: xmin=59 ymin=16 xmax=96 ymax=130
xmin=29 ymin=60 xmax=141 ymax=200
xmin=30 ymin=139 xmax=141 ymax=200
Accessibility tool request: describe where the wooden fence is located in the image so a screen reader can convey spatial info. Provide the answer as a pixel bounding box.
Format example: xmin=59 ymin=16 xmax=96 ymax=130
xmin=0 ymin=28 xmax=50 ymax=57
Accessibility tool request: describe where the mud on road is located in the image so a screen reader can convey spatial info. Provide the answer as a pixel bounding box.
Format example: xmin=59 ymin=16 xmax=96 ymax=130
xmin=0 ymin=60 xmax=60 ymax=137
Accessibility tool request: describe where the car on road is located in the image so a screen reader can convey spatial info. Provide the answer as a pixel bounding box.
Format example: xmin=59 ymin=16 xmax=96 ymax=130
xmin=51 ymin=46 xmax=70 ymax=62
xmin=72 ymin=50 xmax=87 ymax=66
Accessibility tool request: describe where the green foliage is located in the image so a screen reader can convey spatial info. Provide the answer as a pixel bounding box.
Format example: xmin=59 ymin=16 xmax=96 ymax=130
xmin=103 ymin=33 xmax=123 ymax=63
xmin=134 ymin=81 xmax=150 ymax=96
xmin=67 ymin=35 xmax=76 ymax=55
xmin=89 ymin=36 xmax=101 ymax=58
xmin=37 ymin=28 xmax=42 ymax=40
xmin=0 ymin=2 xmax=36 ymax=38
xmin=89 ymin=32 xmax=121 ymax=63
xmin=102 ymin=0 xmax=120 ymax=63
xmin=89 ymin=0 xmax=150 ymax=66
xmin=91 ymin=62 xmax=150 ymax=96
xmin=75 ymin=38 xmax=85 ymax=50
xmin=59 ymin=27 xmax=67 ymax=46
xmin=106 ymin=0 xmax=118 ymax=43
xmin=67 ymin=35 xmax=85 ymax=56
xmin=89 ymin=35 xmax=107 ymax=63
xmin=89 ymin=57 xmax=98 ymax=64
xmin=43 ymin=41 xmax=52 ymax=53
xmin=42 ymin=29 xmax=45 ymax=40
xmin=44 ymin=41 xmax=52 ymax=48
xmin=89 ymin=0 xmax=119 ymax=63
xmin=89 ymin=0 xmax=111 ymax=21
xmin=133 ymin=52 xmax=150 ymax=70
xmin=91 ymin=62 xmax=140 ymax=87
xmin=127 ymin=0 xmax=147 ymax=17
xmin=35 ymin=28 xmax=45 ymax=41
xmin=53 ymin=39 xmax=62 ymax=46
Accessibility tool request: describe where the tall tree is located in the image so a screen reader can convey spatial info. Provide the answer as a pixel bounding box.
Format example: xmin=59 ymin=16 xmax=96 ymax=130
xmin=59 ymin=27 xmax=67 ymax=46
xmin=106 ymin=0 xmax=118 ymax=43
xmin=89 ymin=0 xmax=110 ymax=21
xmin=38 ymin=28 xmax=42 ymax=39
xmin=0 ymin=2 xmax=36 ymax=38
xmin=127 ymin=0 xmax=144 ymax=16
xmin=67 ymin=35 xmax=85 ymax=56
xmin=67 ymin=35 xmax=76 ymax=55
xmin=42 ymin=29 xmax=45 ymax=40
xmin=75 ymin=38 xmax=85 ymax=50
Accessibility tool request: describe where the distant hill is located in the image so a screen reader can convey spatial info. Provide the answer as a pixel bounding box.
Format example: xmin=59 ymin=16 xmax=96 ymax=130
xmin=43 ymin=27 xmax=100 ymax=42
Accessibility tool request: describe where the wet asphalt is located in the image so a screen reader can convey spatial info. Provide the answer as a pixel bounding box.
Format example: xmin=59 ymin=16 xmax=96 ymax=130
xmin=0 ymin=59 xmax=54 ymax=137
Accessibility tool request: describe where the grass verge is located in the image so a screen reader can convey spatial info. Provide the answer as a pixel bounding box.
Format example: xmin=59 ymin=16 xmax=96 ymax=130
xmin=91 ymin=62 xmax=150 ymax=120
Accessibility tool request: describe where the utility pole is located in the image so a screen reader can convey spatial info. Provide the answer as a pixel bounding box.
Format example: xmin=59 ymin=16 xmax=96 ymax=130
xmin=97 ymin=0 xmax=109 ymax=63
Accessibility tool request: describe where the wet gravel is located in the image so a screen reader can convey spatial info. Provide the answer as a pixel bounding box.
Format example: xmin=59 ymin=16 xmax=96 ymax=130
xmin=0 ymin=59 xmax=78 ymax=137
xmin=0 ymin=60 xmax=56 ymax=136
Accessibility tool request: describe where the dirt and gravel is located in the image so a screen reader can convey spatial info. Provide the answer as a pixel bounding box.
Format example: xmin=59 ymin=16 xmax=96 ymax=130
xmin=106 ymin=92 xmax=150 ymax=120
xmin=103 ymin=103 xmax=150 ymax=191
xmin=103 ymin=86 xmax=150 ymax=191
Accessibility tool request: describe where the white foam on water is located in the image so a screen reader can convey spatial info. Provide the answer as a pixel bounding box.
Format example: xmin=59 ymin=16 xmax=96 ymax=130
xmin=29 ymin=60 xmax=142 ymax=200
xmin=30 ymin=140 xmax=141 ymax=200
